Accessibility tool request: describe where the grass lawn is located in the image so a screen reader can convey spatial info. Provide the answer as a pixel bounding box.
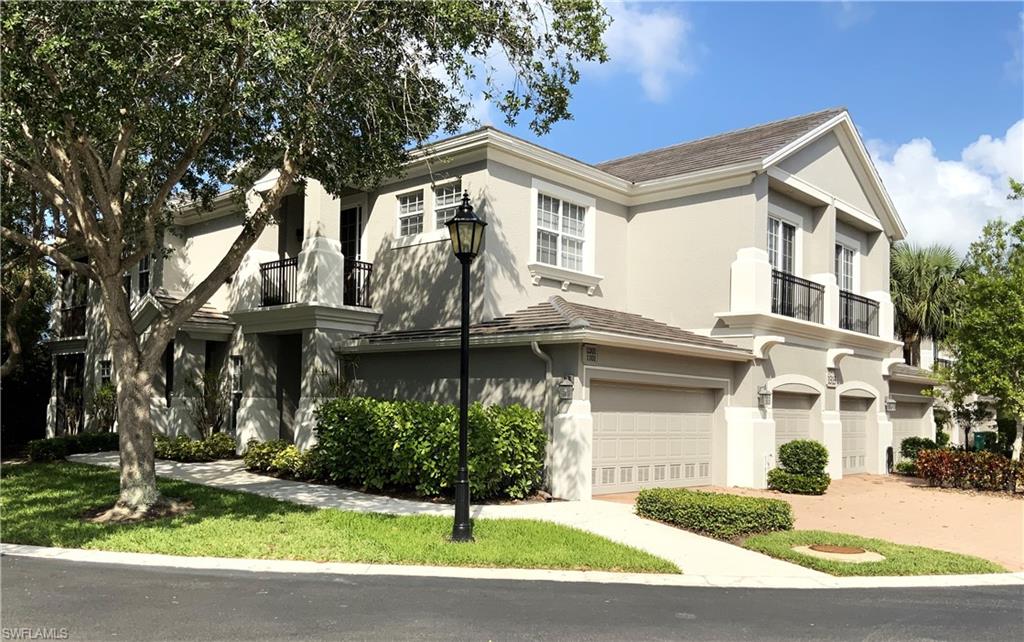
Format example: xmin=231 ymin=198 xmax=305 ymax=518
xmin=742 ymin=530 xmax=1005 ymax=576
xmin=0 ymin=462 xmax=678 ymax=574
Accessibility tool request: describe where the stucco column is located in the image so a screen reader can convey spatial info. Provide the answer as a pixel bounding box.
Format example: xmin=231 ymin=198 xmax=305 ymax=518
xmin=730 ymin=247 xmax=772 ymax=314
xmin=808 ymin=272 xmax=839 ymax=328
xmin=821 ymin=410 xmax=844 ymax=479
xmin=235 ymin=333 xmax=279 ymax=451
xmin=294 ymin=328 xmax=342 ymax=450
xmin=230 ymin=248 xmax=279 ymax=311
xmin=724 ymin=406 xmax=775 ymax=488
xmin=866 ymin=290 xmax=894 ymax=340
xmin=548 ymin=399 xmax=593 ymax=500
xmin=297 ymin=235 xmax=346 ymax=306
xmin=871 ymin=410 xmax=894 ymax=474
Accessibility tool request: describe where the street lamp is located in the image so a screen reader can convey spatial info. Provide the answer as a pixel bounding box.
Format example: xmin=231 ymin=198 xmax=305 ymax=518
xmin=445 ymin=192 xmax=487 ymax=542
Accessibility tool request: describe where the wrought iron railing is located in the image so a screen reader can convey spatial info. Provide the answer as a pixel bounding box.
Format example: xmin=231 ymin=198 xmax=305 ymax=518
xmin=771 ymin=270 xmax=824 ymax=324
xmin=839 ymin=290 xmax=879 ymax=336
xmin=343 ymin=259 xmax=373 ymax=308
xmin=260 ymin=257 xmax=298 ymax=306
xmin=59 ymin=305 xmax=87 ymax=337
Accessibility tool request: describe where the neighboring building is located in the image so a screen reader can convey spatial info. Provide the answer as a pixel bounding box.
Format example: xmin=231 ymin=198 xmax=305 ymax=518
xmin=45 ymin=107 xmax=939 ymax=498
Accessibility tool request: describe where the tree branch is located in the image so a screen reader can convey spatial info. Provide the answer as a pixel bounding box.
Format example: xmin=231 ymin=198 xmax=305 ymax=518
xmin=0 ymin=226 xmax=94 ymax=279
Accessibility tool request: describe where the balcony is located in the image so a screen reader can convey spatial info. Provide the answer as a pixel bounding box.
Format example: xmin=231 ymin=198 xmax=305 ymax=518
xmin=259 ymin=256 xmax=372 ymax=308
xmin=343 ymin=259 xmax=372 ymax=308
xmin=839 ymin=289 xmax=879 ymax=336
xmin=59 ymin=305 xmax=87 ymax=338
xmin=771 ymin=270 xmax=823 ymax=324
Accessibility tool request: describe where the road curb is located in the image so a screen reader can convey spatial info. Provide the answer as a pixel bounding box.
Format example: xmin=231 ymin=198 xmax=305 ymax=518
xmin=4 ymin=543 xmax=1023 ymax=590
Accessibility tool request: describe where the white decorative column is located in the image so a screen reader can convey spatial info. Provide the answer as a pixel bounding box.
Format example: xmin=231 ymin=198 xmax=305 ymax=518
xmin=297 ymin=235 xmax=346 ymax=306
xmin=725 ymin=406 xmax=775 ymax=488
xmin=730 ymin=247 xmax=772 ymax=314
xmin=872 ymin=409 xmax=894 ymax=474
xmin=866 ymin=290 xmax=895 ymax=340
xmin=820 ymin=410 xmax=844 ymax=479
xmin=548 ymin=399 xmax=593 ymax=500
xmin=230 ymin=249 xmax=279 ymax=311
xmin=809 ymin=273 xmax=839 ymax=327
xmin=294 ymin=328 xmax=339 ymax=451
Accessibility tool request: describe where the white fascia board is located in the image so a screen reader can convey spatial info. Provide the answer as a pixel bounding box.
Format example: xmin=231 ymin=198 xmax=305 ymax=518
xmin=230 ymin=303 xmax=381 ymax=334
xmin=766 ymin=167 xmax=885 ymax=233
xmin=714 ymin=310 xmax=903 ymax=354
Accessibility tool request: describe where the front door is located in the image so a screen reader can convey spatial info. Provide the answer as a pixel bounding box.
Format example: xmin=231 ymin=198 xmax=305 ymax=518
xmin=340 ymin=206 xmax=361 ymax=260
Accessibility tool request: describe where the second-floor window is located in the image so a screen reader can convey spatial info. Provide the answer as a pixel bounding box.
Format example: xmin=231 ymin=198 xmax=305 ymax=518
xmin=138 ymin=256 xmax=151 ymax=297
xmin=398 ymin=191 xmax=424 ymax=236
xmin=99 ymin=360 xmax=112 ymax=386
xmin=767 ymin=217 xmax=796 ymax=274
xmin=835 ymin=243 xmax=855 ymax=291
xmin=536 ymin=193 xmax=586 ymax=272
xmin=434 ymin=181 xmax=461 ymax=229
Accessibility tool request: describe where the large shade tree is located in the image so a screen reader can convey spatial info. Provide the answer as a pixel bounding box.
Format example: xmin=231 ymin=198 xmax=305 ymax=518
xmin=1 ymin=0 xmax=609 ymax=512
xmin=890 ymin=242 xmax=961 ymax=367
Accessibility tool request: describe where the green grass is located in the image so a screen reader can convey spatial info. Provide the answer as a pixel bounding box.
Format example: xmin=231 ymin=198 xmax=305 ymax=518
xmin=742 ymin=530 xmax=1005 ymax=576
xmin=0 ymin=462 xmax=678 ymax=574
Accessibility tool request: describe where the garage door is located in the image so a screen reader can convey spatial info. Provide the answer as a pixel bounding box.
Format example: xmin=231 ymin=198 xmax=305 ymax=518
xmin=892 ymin=403 xmax=928 ymax=461
xmin=773 ymin=392 xmax=813 ymax=450
xmin=591 ymin=382 xmax=715 ymax=494
xmin=840 ymin=397 xmax=871 ymax=474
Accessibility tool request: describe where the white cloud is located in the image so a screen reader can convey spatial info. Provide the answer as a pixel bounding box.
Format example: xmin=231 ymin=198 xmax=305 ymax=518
xmin=869 ymin=120 xmax=1024 ymax=254
xmin=830 ymin=1 xmax=874 ymax=30
xmin=599 ymin=2 xmax=696 ymax=102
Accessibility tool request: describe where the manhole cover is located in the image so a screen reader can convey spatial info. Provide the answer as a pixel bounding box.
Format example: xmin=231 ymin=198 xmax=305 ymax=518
xmin=809 ymin=544 xmax=866 ymax=555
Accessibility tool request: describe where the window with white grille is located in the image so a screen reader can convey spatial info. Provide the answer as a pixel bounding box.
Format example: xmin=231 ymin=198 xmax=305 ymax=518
xmin=835 ymin=243 xmax=855 ymax=291
xmin=397 ymin=191 xmax=424 ymax=236
xmin=434 ymin=182 xmax=461 ymax=229
xmin=536 ymin=193 xmax=586 ymax=271
xmin=99 ymin=360 xmax=112 ymax=386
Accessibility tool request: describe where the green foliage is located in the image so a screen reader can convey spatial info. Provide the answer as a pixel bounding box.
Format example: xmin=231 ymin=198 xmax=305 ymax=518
xmin=915 ymin=449 xmax=1022 ymax=492
xmin=310 ymin=397 xmax=546 ymax=500
xmin=766 ymin=469 xmax=831 ymax=495
xmin=87 ymin=384 xmax=118 ymax=433
xmin=768 ymin=440 xmax=830 ymax=495
xmin=242 ymin=439 xmax=316 ymax=480
xmin=889 ymin=242 xmax=962 ymax=366
xmin=635 ymin=488 xmax=794 ymax=540
xmin=26 ymin=432 xmax=119 ymax=462
xmin=895 ymin=460 xmax=917 ymax=476
xmin=185 ymin=371 xmax=228 ymax=439
xmin=154 ymin=433 xmax=237 ymax=463
xmin=899 ymin=436 xmax=938 ymax=460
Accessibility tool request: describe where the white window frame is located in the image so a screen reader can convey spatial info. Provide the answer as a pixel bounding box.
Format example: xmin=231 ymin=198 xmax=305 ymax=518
xmin=340 ymin=193 xmax=368 ymax=261
xmin=432 ymin=179 xmax=462 ymax=231
xmin=528 ymin=178 xmax=597 ymax=275
xmin=98 ymin=359 xmax=112 ymax=387
xmin=835 ymin=230 xmax=862 ymax=293
xmin=395 ymin=190 xmax=425 ymax=238
xmin=766 ymin=205 xmax=804 ymax=277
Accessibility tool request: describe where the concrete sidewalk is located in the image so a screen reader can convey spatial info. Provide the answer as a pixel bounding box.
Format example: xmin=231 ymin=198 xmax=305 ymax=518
xmin=69 ymin=453 xmax=823 ymax=579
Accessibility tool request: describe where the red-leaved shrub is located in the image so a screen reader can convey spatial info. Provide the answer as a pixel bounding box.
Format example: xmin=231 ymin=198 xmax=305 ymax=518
xmin=915 ymin=449 xmax=1022 ymax=492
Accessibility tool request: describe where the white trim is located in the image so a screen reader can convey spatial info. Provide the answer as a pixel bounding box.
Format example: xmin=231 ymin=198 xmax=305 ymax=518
xmin=752 ymin=335 xmax=786 ymax=359
xmin=527 ymin=262 xmax=603 ymax=295
xmin=834 ymin=231 xmax=861 ymax=293
xmin=713 ymin=310 xmax=903 ymax=354
xmin=389 ymin=228 xmax=448 ymax=249
xmin=837 ymin=380 xmax=881 ymax=399
xmin=529 ymin=178 xmax=597 ymax=276
xmin=340 ymin=194 xmax=369 ymax=261
xmin=583 ymin=364 xmax=733 ymax=401
xmin=766 ymin=374 xmax=825 ymax=396
xmin=394 ymin=189 xmax=425 ymax=239
xmin=827 ymin=348 xmax=855 ymax=369
xmin=231 ymin=303 xmax=381 ymax=334
xmin=767 ymin=205 xmax=804 ymax=277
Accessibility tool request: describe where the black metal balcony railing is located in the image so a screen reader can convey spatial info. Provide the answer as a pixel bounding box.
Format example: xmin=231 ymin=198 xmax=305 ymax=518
xmin=839 ymin=290 xmax=880 ymax=336
xmin=59 ymin=305 xmax=87 ymax=338
xmin=343 ymin=259 xmax=372 ymax=308
xmin=260 ymin=257 xmax=298 ymax=306
xmin=771 ymin=270 xmax=824 ymax=324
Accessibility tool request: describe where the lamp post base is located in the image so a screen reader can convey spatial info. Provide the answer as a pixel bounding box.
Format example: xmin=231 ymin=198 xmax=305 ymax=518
xmin=451 ymin=479 xmax=474 ymax=542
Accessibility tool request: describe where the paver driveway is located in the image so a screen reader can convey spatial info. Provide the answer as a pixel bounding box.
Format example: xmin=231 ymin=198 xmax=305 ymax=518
xmin=597 ymin=475 xmax=1024 ymax=571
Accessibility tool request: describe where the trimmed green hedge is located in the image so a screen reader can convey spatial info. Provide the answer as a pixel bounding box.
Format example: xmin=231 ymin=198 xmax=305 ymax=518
xmin=155 ymin=433 xmax=237 ymax=462
xmin=635 ymin=488 xmax=794 ymax=540
xmin=26 ymin=432 xmax=120 ymax=462
xmin=310 ymin=397 xmax=546 ymax=500
xmin=900 ymin=436 xmax=938 ymax=460
xmin=769 ymin=440 xmax=831 ymax=495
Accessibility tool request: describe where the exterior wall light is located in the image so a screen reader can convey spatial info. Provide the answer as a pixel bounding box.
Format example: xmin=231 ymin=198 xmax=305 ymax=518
xmin=757 ymin=385 xmax=772 ymax=409
xmin=884 ymin=396 xmax=897 ymax=414
xmin=557 ymin=377 xmax=575 ymax=402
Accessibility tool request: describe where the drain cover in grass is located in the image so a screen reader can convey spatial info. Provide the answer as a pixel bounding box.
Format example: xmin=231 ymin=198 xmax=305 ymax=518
xmin=809 ymin=544 xmax=866 ymax=555
xmin=793 ymin=545 xmax=885 ymax=563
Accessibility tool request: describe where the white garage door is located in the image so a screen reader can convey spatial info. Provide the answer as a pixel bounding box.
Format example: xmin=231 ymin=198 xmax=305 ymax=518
xmin=773 ymin=392 xmax=813 ymax=450
xmin=591 ymin=382 xmax=715 ymax=494
xmin=892 ymin=403 xmax=929 ymax=461
xmin=840 ymin=397 xmax=871 ymax=474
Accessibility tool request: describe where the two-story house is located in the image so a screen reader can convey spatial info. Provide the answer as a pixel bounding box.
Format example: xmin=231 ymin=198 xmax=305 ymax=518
xmin=45 ymin=107 xmax=938 ymax=499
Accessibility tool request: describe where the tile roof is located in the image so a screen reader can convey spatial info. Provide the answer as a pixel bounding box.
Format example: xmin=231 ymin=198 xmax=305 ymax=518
xmin=356 ymin=296 xmax=751 ymax=357
xmin=153 ymin=293 xmax=233 ymax=325
xmin=594 ymin=107 xmax=847 ymax=183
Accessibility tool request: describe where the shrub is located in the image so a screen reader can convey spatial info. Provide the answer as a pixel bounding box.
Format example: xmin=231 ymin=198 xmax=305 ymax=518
xmin=900 ymin=436 xmax=938 ymax=461
xmin=311 ymin=397 xmax=546 ymax=500
xmin=769 ymin=440 xmax=830 ymax=495
xmin=894 ymin=460 xmax=917 ymax=476
xmin=915 ymin=448 xmax=1022 ymax=492
xmin=635 ymin=488 xmax=793 ymax=540
xmin=88 ymin=384 xmax=117 ymax=432
xmin=185 ymin=372 xmax=229 ymax=439
xmin=243 ymin=440 xmax=292 ymax=473
xmin=155 ymin=433 xmax=237 ymax=463
xmin=766 ymin=469 xmax=831 ymax=495
xmin=26 ymin=432 xmax=120 ymax=462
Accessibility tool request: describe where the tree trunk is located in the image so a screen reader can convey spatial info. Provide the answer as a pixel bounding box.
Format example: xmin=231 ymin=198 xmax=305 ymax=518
xmin=1013 ymin=419 xmax=1023 ymax=461
xmin=903 ymin=331 xmax=921 ymax=367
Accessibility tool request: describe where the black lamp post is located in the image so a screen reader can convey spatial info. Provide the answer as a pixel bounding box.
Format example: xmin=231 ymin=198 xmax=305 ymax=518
xmin=445 ymin=192 xmax=487 ymax=542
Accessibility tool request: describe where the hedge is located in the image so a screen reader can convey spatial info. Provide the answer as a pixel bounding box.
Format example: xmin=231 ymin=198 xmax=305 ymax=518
xmin=768 ymin=440 xmax=831 ymax=495
xmin=243 ymin=439 xmax=317 ymax=479
xmin=154 ymin=433 xmax=237 ymax=462
xmin=26 ymin=432 xmax=120 ymax=462
xmin=900 ymin=436 xmax=938 ymax=461
xmin=915 ymin=449 xmax=1022 ymax=492
xmin=635 ymin=488 xmax=794 ymax=540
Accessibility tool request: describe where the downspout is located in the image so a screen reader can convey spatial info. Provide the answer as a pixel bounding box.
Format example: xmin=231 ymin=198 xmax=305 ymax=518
xmin=530 ymin=341 xmax=556 ymax=492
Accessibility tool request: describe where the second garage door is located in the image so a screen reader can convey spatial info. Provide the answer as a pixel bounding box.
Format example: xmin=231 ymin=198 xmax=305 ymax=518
xmin=773 ymin=392 xmax=814 ymax=451
xmin=892 ymin=403 xmax=929 ymax=461
xmin=840 ymin=397 xmax=871 ymax=474
xmin=591 ymin=382 xmax=715 ymax=494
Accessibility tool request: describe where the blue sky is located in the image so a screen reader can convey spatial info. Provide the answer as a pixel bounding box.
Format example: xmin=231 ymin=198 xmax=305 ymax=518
xmin=471 ymin=1 xmax=1024 ymax=252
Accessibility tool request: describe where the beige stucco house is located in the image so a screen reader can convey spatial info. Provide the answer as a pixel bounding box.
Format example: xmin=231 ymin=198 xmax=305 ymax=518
xmin=46 ymin=107 xmax=939 ymax=499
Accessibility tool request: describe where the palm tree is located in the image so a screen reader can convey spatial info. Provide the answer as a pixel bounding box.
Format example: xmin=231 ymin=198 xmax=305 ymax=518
xmin=890 ymin=243 xmax=961 ymax=367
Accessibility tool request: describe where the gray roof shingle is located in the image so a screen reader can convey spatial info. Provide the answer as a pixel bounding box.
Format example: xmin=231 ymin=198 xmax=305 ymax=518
xmin=356 ymin=296 xmax=751 ymax=357
xmin=594 ymin=107 xmax=846 ymax=183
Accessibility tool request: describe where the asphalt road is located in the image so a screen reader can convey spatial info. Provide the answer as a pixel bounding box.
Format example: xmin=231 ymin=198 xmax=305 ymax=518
xmin=2 ymin=555 xmax=1022 ymax=641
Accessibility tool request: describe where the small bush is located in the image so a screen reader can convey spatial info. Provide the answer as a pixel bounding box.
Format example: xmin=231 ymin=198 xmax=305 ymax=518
xmin=895 ymin=460 xmax=917 ymax=476
xmin=26 ymin=432 xmax=120 ymax=462
xmin=766 ymin=469 xmax=831 ymax=495
xmin=778 ymin=440 xmax=829 ymax=476
xmin=769 ymin=439 xmax=830 ymax=495
xmin=88 ymin=384 xmax=117 ymax=432
xmin=900 ymin=436 xmax=938 ymax=461
xmin=243 ymin=440 xmax=292 ymax=473
xmin=635 ymin=488 xmax=793 ymax=540
xmin=312 ymin=397 xmax=545 ymax=500
xmin=915 ymin=449 xmax=1022 ymax=492
xmin=155 ymin=433 xmax=237 ymax=463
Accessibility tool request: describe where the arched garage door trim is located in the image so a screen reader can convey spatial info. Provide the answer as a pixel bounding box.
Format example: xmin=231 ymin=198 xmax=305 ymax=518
xmin=767 ymin=374 xmax=825 ymax=397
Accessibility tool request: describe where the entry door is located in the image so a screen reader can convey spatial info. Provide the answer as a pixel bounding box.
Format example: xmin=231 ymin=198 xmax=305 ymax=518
xmin=840 ymin=397 xmax=870 ymax=474
xmin=340 ymin=206 xmax=362 ymax=260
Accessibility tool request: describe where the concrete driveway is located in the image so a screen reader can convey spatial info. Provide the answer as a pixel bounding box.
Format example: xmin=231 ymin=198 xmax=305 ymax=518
xmin=598 ymin=475 xmax=1024 ymax=571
